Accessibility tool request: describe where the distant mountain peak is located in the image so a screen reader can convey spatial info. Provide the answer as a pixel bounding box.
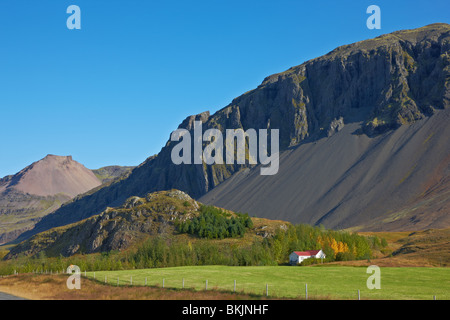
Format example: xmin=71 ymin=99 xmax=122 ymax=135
xmin=0 ymin=154 xmax=101 ymax=197
xmin=44 ymin=154 xmax=72 ymax=160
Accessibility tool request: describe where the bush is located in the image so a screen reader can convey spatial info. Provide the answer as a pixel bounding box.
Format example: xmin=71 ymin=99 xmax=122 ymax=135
xmin=176 ymin=205 xmax=252 ymax=239
xmin=335 ymin=251 xmax=355 ymax=261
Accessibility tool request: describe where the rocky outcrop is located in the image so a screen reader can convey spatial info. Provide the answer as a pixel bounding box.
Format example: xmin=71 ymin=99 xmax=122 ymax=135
xmin=5 ymin=190 xmax=200 ymax=259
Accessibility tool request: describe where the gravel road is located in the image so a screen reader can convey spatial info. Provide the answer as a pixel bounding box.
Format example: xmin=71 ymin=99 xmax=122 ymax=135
xmin=0 ymin=292 xmax=27 ymax=300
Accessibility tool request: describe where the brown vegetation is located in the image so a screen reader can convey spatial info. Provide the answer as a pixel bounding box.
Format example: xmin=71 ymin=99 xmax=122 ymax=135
xmin=0 ymin=273 xmax=269 ymax=300
xmin=335 ymin=228 xmax=450 ymax=267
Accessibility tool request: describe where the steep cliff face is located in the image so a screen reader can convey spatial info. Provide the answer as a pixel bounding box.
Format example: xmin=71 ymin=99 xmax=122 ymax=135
xmin=18 ymin=23 xmax=450 ymax=239
xmin=200 ymin=107 xmax=450 ymax=230
xmin=230 ymin=23 xmax=450 ymax=141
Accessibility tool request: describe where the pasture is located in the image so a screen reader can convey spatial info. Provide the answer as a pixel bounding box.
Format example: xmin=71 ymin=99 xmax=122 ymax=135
xmin=86 ymin=265 xmax=450 ymax=300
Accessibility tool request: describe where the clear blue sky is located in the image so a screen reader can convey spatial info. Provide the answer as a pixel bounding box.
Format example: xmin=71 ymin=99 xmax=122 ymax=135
xmin=0 ymin=0 xmax=448 ymax=177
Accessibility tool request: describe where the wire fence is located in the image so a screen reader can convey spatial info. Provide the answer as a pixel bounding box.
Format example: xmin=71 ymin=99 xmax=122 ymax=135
xmin=0 ymin=269 xmax=443 ymax=300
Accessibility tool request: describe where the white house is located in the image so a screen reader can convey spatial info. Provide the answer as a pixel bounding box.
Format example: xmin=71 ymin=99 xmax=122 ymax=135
xmin=289 ymin=250 xmax=326 ymax=265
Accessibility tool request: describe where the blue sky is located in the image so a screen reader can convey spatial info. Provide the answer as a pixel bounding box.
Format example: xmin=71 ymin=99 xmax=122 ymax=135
xmin=0 ymin=0 xmax=448 ymax=177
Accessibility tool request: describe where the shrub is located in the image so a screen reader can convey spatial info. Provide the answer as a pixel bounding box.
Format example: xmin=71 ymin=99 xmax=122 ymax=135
xmin=335 ymin=251 xmax=356 ymax=261
xmin=176 ymin=205 xmax=253 ymax=239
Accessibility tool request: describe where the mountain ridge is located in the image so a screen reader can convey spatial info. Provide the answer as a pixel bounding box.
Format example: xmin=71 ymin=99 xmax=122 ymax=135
xmin=15 ymin=23 xmax=450 ymax=241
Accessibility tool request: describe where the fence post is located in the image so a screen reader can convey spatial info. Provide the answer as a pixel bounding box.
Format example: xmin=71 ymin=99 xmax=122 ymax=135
xmin=163 ymin=278 xmax=165 ymax=288
xmin=266 ymin=284 xmax=269 ymax=297
xmin=358 ymin=290 xmax=360 ymax=300
xmin=205 ymin=280 xmax=208 ymax=290
xmin=145 ymin=277 xmax=147 ymax=286
xmin=182 ymin=278 xmax=185 ymax=289
xmin=305 ymin=283 xmax=308 ymax=300
xmin=234 ymin=280 xmax=236 ymax=293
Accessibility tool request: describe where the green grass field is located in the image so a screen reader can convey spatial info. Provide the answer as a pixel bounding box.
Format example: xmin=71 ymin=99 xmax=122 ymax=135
xmin=86 ymin=265 xmax=450 ymax=300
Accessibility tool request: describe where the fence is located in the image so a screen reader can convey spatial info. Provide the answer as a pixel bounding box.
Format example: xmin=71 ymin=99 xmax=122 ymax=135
xmin=0 ymin=269 xmax=443 ymax=300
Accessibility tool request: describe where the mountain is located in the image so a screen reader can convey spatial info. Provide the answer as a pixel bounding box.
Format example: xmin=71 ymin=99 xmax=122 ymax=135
xmin=0 ymin=155 xmax=101 ymax=198
xmin=0 ymin=191 xmax=69 ymax=245
xmin=0 ymin=155 xmax=102 ymax=244
xmin=92 ymin=166 xmax=135 ymax=184
xmin=199 ymin=108 xmax=450 ymax=231
xmin=15 ymin=23 xmax=450 ymax=241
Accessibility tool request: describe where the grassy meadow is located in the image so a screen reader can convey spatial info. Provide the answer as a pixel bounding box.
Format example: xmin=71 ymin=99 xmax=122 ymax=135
xmin=86 ymin=265 xmax=450 ymax=300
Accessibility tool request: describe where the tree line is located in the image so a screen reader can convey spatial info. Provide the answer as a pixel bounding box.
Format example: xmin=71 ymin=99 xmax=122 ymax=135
xmin=0 ymin=223 xmax=386 ymax=275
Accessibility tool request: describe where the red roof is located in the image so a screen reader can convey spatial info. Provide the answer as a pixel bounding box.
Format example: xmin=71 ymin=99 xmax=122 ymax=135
xmin=293 ymin=250 xmax=321 ymax=257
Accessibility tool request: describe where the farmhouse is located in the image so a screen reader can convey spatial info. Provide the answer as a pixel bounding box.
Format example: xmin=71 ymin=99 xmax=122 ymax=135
xmin=289 ymin=250 xmax=325 ymax=265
